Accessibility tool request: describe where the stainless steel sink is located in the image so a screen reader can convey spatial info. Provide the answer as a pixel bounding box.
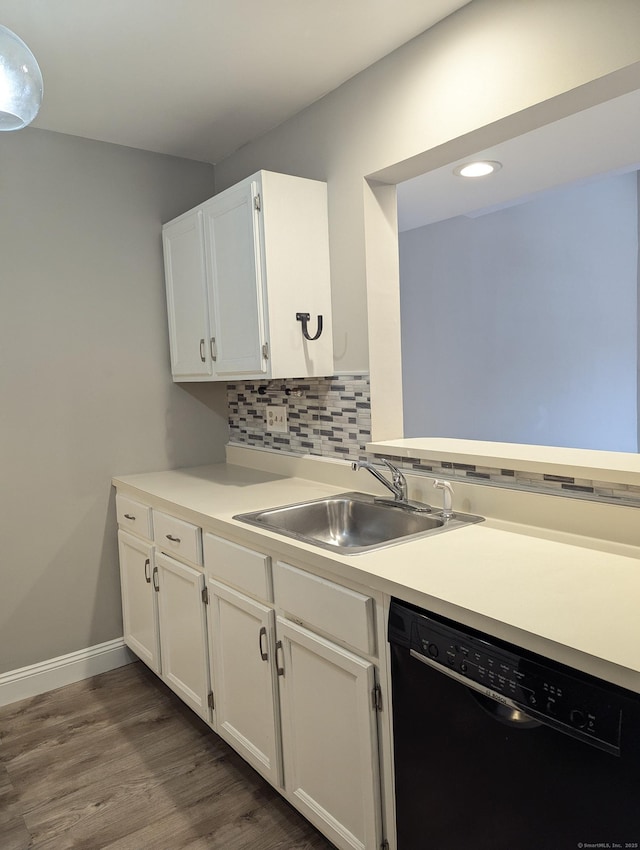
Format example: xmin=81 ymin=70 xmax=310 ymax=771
xmin=234 ymin=491 xmax=484 ymax=554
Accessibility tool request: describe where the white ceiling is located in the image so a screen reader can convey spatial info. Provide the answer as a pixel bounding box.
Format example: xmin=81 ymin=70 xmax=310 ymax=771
xmin=0 ymin=0 xmax=470 ymax=164
xmin=397 ymin=87 xmax=640 ymax=232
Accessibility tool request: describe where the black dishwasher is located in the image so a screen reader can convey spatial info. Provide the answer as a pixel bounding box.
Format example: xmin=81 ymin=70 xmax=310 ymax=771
xmin=388 ymin=598 xmax=640 ymax=850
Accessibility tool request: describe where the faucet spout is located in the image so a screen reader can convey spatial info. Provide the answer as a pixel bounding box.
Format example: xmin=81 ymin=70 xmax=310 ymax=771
xmin=351 ymin=459 xmax=408 ymax=502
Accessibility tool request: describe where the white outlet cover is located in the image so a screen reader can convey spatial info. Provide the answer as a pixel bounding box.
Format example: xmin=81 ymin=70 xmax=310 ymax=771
xmin=265 ymin=405 xmax=288 ymax=433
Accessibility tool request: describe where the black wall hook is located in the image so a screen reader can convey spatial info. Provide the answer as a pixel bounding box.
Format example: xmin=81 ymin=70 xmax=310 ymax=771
xmin=296 ymin=312 xmax=323 ymax=341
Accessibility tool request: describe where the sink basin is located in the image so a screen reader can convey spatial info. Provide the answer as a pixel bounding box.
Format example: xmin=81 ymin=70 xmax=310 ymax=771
xmin=234 ymin=491 xmax=483 ymax=554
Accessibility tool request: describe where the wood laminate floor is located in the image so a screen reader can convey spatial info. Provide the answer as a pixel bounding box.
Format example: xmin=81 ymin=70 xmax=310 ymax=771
xmin=0 ymin=662 xmax=336 ymax=850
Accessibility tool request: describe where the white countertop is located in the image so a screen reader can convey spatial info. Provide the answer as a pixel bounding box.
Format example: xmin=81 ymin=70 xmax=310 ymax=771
xmin=113 ymin=462 xmax=640 ymax=692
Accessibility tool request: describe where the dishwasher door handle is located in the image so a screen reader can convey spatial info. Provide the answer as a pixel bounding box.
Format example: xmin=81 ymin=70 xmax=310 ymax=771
xmin=409 ymin=648 xmax=540 ymax=727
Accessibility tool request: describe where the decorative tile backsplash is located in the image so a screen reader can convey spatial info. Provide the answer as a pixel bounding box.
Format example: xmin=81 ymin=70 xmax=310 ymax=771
xmin=227 ymin=374 xmax=371 ymax=461
xmin=227 ymin=374 xmax=640 ymax=508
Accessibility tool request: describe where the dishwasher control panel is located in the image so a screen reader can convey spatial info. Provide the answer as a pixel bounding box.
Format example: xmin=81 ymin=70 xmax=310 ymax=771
xmin=389 ymin=599 xmax=627 ymax=755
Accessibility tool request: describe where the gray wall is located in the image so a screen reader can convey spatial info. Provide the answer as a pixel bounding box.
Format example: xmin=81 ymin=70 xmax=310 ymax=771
xmin=6 ymin=0 xmax=640 ymax=675
xmin=399 ymin=173 xmax=639 ymax=451
xmin=214 ymin=0 xmax=640 ymax=378
xmin=0 ymin=129 xmax=226 ymax=673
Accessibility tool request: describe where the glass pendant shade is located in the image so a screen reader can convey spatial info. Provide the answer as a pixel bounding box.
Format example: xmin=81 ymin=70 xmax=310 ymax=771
xmin=0 ymin=24 xmax=43 ymax=131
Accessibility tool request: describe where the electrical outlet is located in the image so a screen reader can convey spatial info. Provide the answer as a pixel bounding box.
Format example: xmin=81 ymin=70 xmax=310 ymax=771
xmin=265 ymin=405 xmax=288 ymax=433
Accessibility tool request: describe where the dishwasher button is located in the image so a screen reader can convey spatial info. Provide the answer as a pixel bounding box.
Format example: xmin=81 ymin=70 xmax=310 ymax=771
xmin=570 ymin=709 xmax=586 ymax=728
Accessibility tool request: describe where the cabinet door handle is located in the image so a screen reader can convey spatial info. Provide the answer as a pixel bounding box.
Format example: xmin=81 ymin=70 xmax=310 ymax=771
xmin=144 ymin=558 xmax=151 ymax=583
xmin=152 ymin=565 xmax=159 ymax=592
xmin=199 ymin=338 xmax=206 ymax=362
xmin=210 ymin=337 xmax=217 ymax=362
xmin=275 ymin=640 xmax=285 ymax=676
xmin=124 ymin=513 xmax=136 ymax=520
xmin=258 ymin=626 xmax=268 ymax=661
xmin=166 ymin=534 xmax=181 ymax=543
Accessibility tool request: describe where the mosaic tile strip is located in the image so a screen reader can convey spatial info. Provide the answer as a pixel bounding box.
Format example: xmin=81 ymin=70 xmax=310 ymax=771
xmin=369 ymin=453 xmax=640 ymax=509
xmin=226 ymin=374 xmax=639 ymax=508
xmin=227 ymin=374 xmax=371 ymax=462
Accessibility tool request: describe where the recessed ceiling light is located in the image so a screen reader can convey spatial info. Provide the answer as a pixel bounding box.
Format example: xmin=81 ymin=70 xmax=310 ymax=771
xmin=453 ymin=160 xmax=502 ymax=178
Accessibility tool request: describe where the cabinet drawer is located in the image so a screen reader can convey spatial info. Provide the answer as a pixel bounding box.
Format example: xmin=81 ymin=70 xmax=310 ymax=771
xmin=204 ymin=533 xmax=271 ymax=602
xmin=154 ymin=511 xmax=202 ymax=565
xmin=274 ymin=561 xmax=375 ymax=656
xmin=116 ymin=494 xmax=153 ymax=541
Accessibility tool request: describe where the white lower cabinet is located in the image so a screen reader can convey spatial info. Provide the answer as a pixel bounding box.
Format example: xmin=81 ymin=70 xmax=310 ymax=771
xmin=277 ymin=617 xmax=383 ymax=850
xmin=207 ymin=578 xmax=282 ymax=785
xmin=118 ymin=530 xmax=161 ymax=675
xmin=204 ymin=533 xmax=385 ymax=850
xmin=156 ymin=552 xmax=211 ymax=721
xmin=117 ymin=504 xmax=211 ymax=723
xmin=118 ymin=511 xmax=388 ymax=850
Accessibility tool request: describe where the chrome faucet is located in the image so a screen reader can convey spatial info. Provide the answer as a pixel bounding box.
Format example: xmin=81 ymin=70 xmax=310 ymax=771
xmin=351 ymin=459 xmax=433 ymax=512
xmin=433 ymin=479 xmax=455 ymax=520
xmin=352 ymin=458 xmax=408 ymax=502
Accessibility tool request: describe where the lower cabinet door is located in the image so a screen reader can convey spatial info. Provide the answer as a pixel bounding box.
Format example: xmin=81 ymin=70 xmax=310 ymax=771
xmin=207 ymin=578 xmax=282 ymax=786
xmin=276 ymin=617 xmax=383 ymax=850
xmin=118 ymin=531 xmax=161 ymax=675
xmin=155 ymin=552 xmax=211 ymax=721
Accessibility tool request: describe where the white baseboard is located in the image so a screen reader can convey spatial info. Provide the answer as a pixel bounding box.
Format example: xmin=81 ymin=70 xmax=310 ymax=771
xmin=0 ymin=638 xmax=135 ymax=707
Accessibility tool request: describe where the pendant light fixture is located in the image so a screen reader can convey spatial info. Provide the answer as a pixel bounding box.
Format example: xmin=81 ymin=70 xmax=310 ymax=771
xmin=0 ymin=24 xmax=43 ymax=131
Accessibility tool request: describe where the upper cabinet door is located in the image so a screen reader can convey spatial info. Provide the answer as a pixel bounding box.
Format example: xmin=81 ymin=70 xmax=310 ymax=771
xmin=162 ymin=210 xmax=213 ymax=380
xmin=202 ymin=181 xmax=268 ymax=378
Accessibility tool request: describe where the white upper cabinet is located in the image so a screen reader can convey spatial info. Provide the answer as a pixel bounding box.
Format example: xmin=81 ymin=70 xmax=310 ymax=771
xmin=162 ymin=210 xmax=213 ymax=379
xmin=202 ymin=180 xmax=266 ymax=378
xmin=162 ymin=170 xmax=334 ymax=382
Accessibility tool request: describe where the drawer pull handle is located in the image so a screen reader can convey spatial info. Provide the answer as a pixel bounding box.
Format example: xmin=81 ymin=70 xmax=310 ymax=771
xmin=276 ymin=640 xmax=285 ymax=677
xmin=124 ymin=514 xmax=136 ymax=520
xmin=166 ymin=534 xmax=181 ymax=543
xmin=152 ymin=565 xmax=160 ymax=592
xmin=144 ymin=558 xmax=151 ymax=583
xmin=258 ymin=626 xmax=268 ymax=662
